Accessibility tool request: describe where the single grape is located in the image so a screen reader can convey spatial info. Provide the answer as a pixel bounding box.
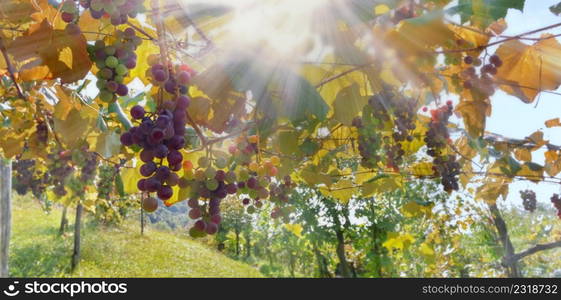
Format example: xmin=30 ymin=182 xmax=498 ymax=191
xmin=142 ymin=197 xmax=158 ymax=212
xmin=130 ymin=105 xmax=145 ymax=119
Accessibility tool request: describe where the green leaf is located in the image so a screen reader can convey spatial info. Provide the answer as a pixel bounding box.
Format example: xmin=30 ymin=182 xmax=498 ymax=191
xmin=550 ymin=2 xmax=561 ymax=15
xmin=448 ymin=0 xmax=525 ymax=26
xmin=332 ymin=83 xmax=369 ymax=126
xmin=278 ymin=130 xmax=301 ymax=155
xmin=94 ymin=130 xmax=121 ymax=159
xmin=115 ymin=173 xmax=125 ymax=197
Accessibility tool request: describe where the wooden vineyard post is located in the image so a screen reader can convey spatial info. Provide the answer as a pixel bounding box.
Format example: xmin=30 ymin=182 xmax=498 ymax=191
xmin=71 ymin=203 xmax=83 ymax=271
xmin=0 ymin=159 xmax=11 ymax=277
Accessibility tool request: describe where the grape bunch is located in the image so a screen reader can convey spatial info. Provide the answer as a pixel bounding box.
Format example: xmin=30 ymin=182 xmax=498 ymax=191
xmin=268 ymin=175 xmax=295 ymax=221
xmin=551 ymin=194 xmax=561 ymax=219
xmin=424 ymin=102 xmax=460 ymax=192
xmin=97 ymin=164 xmax=117 ymax=200
xmin=352 ymin=91 xmax=417 ymax=171
xmin=71 ymin=0 xmax=146 ymax=25
xmin=79 ymin=151 xmax=98 ymax=183
xmin=12 ymin=159 xmax=37 ymax=196
xmin=35 ymin=120 xmax=49 ymax=145
xmin=120 ymin=57 xmax=193 ymax=207
xmin=59 ymin=0 xmax=82 ymax=34
xmin=145 ymin=54 xmax=194 ymax=95
xmin=46 ymin=150 xmax=75 ymax=197
xmin=121 ymin=100 xmax=189 ymax=201
xmin=87 ymin=28 xmax=141 ymax=103
xmin=520 ymin=189 xmax=537 ymax=212
xmin=459 ymin=54 xmax=503 ymax=97
xmin=181 ymin=157 xmax=240 ymax=237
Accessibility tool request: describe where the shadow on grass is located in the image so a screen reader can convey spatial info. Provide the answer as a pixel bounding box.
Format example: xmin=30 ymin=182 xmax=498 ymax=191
xmin=10 ymin=236 xmax=72 ymax=277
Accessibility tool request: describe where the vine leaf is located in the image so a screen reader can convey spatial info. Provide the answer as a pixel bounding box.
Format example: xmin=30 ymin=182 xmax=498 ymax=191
xmin=0 ymin=0 xmax=36 ymax=25
xmin=475 ymin=179 xmax=509 ymax=204
xmin=545 ymin=117 xmax=561 ymax=128
xmin=8 ymin=19 xmax=92 ymax=83
xmin=514 ymin=148 xmax=531 ymax=162
xmin=455 ymin=98 xmax=491 ymax=137
xmin=494 ymin=35 xmax=561 ymax=103
xmin=332 ymin=83 xmax=368 ymax=126
xmin=545 ymin=150 xmax=561 ymax=176
xmin=450 ymin=0 xmax=525 ymax=27
xmin=383 ymin=232 xmax=415 ymax=251
xmin=94 ymin=130 xmax=121 ymax=159
xmin=319 ymin=179 xmax=356 ymax=204
xmin=284 ymin=224 xmax=303 ymax=237
xmin=53 ymin=107 xmax=97 ymax=149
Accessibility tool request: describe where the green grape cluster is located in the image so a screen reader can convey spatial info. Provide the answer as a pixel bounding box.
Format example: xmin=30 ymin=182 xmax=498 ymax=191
xmin=97 ymin=164 xmax=116 ymax=200
xmin=87 ymin=28 xmax=141 ymax=103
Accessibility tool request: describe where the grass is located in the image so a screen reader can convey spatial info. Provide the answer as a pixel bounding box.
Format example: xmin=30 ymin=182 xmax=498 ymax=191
xmin=9 ymin=199 xmax=262 ymax=278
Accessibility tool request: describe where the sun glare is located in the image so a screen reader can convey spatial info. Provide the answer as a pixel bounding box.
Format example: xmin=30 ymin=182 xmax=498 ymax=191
xmin=185 ymin=0 xmax=326 ymax=59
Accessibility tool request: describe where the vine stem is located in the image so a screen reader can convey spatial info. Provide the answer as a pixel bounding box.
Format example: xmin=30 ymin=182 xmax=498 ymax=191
xmin=315 ymin=64 xmax=374 ymax=88
xmin=0 ymin=37 xmax=24 ymax=99
xmin=126 ymin=21 xmax=157 ymax=41
xmin=436 ymin=21 xmax=561 ymax=54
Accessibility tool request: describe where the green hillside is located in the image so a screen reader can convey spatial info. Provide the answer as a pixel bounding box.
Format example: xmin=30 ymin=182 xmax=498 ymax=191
xmin=9 ymin=200 xmax=262 ymax=278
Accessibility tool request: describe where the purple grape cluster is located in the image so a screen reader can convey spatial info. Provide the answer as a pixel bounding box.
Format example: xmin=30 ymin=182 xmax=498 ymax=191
xmin=120 ymin=96 xmax=190 ymax=203
xmin=80 ymin=151 xmax=98 ymax=183
xmin=36 ymin=120 xmax=48 ymax=144
xmin=87 ymin=28 xmax=141 ymax=103
xmin=81 ymin=0 xmax=146 ymax=25
xmin=187 ymin=196 xmax=221 ymax=237
xmin=551 ymin=194 xmax=561 ymax=219
xmin=47 ymin=150 xmax=75 ymax=197
xmin=146 ymin=55 xmax=193 ymax=96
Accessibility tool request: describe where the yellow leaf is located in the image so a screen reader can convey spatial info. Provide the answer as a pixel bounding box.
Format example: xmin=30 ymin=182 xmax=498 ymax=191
xmin=374 ymin=4 xmax=390 ymax=15
xmin=449 ymin=24 xmax=490 ymax=55
xmin=410 ymin=162 xmax=434 ymax=177
xmin=53 ymin=108 xmax=97 ymax=149
xmin=319 ymin=179 xmax=356 ymax=204
xmin=332 ymin=83 xmax=368 ymax=126
xmin=475 ymin=179 xmax=509 ymax=204
xmin=419 ymin=242 xmax=436 ymax=263
xmin=455 ymin=98 xmax=491 ymax=137
xmin=527 ymin=130 xmax=548 ymax=150
xmin=121 ymin=163 xmax=142 ymax=194
xmin=284 ymin=224 xmax=303 ymax=238
xmin=455 ymin=135 xmax=477 ymax=160
xmin=385 ymin=15 xmax=455 ymax=58
xmin=8 ymin=19 xmax=92 ymax=83
xmin=299 ymin=164 xmax=333 ymax=187
xmin=517 ymin=163 xmax=543 ymax=183
xmin=362 ymin=174 xmax=402 ymax=197
xmin=514 ymin=148 xmax=532 ymax=162
xmin=187 ymin=96 xmax=212 ymax=125
xmin=495 ymin=36 xmax=561 ymax=103
xmin=0 ymin=0 xmax=36 ymax=24
xmin=383 ymin=232 xmax=415 ymax=251
xmin=545 ymin=118 xmax=561 ymax=128
xmin=401 ymin=201 xmax=433 ymax=218
xmin=0 ymin=131 xmax=26 ymax=158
